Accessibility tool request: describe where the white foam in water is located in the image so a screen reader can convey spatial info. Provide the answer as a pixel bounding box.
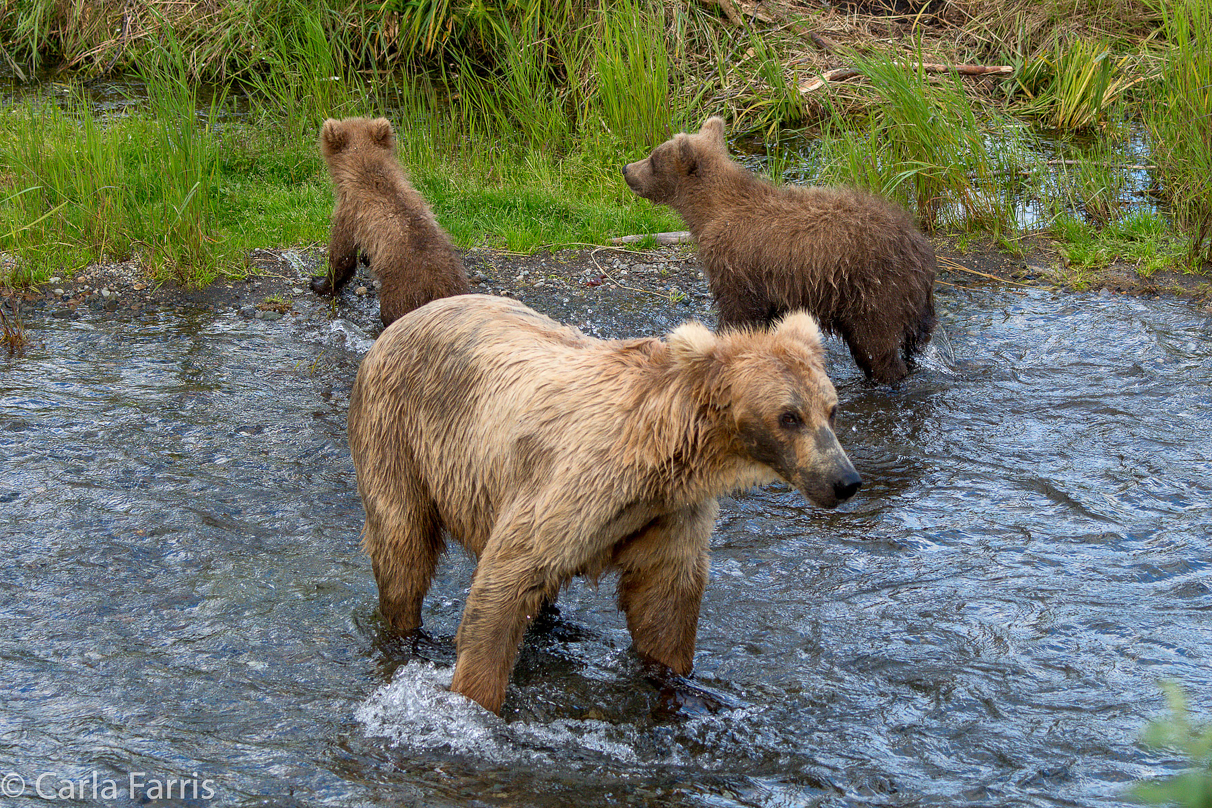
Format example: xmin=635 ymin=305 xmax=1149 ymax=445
xmin=918 ymin=325 xmax=958 ymax=375
xmin=355 ymin=661 xmax=638 ymax=765
xmin=323 ymin=319 xmax=376 ymax=355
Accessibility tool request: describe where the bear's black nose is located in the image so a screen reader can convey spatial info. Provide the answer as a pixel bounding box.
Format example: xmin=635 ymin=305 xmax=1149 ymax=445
xmin=621 ymin=165 xmax=629 ymax=177
xmin=833 ymin=472 xmax=862 ymax=502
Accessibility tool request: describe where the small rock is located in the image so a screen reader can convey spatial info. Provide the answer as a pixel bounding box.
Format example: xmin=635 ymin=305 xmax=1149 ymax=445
xmin=291 ymin=287 xmax=305 ymax=295
xmin=100 ymin=289 xmax=113 ymax=299
xmin=239 ymin=306 xmax=256 ymax=319
xmin=53 ymin=288 xmax=65 ymax=296
xmin=471 ymin=271 xmax=489 ymax=283
xmin=49 ymin=276 xmax=61 ymax=284
xmin=258 ymin=310 xmax=282 ymax=321
xmin=355 ymin=286 xmax=369 ymax=296
xmin=133 ymin=282 xmax=146 ymax=291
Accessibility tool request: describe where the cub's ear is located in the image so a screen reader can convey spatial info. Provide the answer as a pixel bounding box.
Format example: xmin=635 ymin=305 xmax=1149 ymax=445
xmin=774 ymin=310 xmax=824 ymax=354
xmin=319 ymin=119 xmax=347 ymax=155
xmin=677 ymin=135 xmax=699 ymax=176
xmin=700 ymin=116 xmax=727 ymax=151
xmin=370 ymin=117 xmax=396 ymax=150
xmin=667 ymin=320 xmax=718 ymax=369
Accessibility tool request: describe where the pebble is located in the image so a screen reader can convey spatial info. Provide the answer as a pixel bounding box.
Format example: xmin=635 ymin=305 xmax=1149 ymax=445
xmin=255 ymin=310 xmax=282 ymax=321
xmin=355 ymin=286 xmax=369 ymax=296
xmin=291 ymin=288 xmax=305 ymax=295
xmin=53 ymin=288 xmax=65 ymax=296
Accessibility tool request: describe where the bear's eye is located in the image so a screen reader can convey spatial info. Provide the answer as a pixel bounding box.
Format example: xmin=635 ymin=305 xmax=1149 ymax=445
xmin=779 ymin=411 xmax=802 ymax=429
xmin=828 ymin=405 xmax=837 ymax=426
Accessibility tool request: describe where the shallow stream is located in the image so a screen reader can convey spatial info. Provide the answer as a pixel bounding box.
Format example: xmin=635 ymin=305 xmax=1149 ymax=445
xmin=2 ymin=283 xmax=1210 ymax=807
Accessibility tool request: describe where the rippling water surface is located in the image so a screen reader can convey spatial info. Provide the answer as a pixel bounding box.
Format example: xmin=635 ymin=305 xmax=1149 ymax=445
xmin=1 ymin=286 xmax=1209 ymax=807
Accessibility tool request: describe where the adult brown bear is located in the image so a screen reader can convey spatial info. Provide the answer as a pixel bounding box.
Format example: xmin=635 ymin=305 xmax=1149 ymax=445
xmin=310 ymin=117 xmax=469 ymax=327
xmin=347 ymin=294 xmax=861 ymax=713
xmin=623 ymin=117 xmax=937 ymax=384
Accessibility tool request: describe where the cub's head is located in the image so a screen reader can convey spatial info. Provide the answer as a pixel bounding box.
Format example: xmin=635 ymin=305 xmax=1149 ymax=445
xmin=319 ymin=117 xmax=396 ymax=163
xmin=622 ymin=117 xmax=728 ymax=206
xmin=667 ymin=311 xmax=861 ymax=508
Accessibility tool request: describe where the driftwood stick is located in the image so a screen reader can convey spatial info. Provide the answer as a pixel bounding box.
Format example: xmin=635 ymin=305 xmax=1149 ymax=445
xmin=799 ymin=62 xmax=1013 ymax=94
xmin=609 ymin=231 xmax=694 ymax=246
xmin=698 ymin=0 xmax=742 ymax=26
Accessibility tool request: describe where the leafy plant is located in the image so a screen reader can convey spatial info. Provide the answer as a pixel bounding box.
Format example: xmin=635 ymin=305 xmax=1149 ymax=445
xmin=1133 ymin=683 xmax=1212 ymax=808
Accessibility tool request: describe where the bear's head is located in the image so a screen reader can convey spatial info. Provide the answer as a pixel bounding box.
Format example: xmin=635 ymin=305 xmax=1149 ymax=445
xmin=667 ymin=311 xmax=861 ymax=509
xmin=621 ymin=117 xmax=728 ymax=206
xmin=319 ymin=117 xmax=396 ymax=163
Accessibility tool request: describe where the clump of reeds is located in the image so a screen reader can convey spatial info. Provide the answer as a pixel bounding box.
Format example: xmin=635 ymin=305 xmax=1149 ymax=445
xmin=814 ymin=49 xmax=1027 ymax=234
xmin=0 ymin=306 xmax=28 ymax=357
xmin=1144 ymin=0 xmax=1212 ymax=266
xmin=1013 ymin=38 xmax=1139 ymax=131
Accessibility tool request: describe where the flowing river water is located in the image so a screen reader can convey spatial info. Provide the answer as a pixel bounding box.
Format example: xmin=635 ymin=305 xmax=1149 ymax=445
xmin=1 ymin=279 xmax=1210 ymax=807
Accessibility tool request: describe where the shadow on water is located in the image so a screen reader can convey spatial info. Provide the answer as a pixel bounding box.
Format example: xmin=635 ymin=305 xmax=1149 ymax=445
xmin=1 ymin=284 xmax=1210 ymax=807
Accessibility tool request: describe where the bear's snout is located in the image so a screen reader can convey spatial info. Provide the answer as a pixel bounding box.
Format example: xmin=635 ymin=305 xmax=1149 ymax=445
xmin=621 ymin=164 xmax=629 ymax=178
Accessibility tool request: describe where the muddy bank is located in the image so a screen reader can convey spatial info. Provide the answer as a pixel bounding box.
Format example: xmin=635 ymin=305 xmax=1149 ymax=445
xmin=3 ymin=240 xmax=1210 ymax=333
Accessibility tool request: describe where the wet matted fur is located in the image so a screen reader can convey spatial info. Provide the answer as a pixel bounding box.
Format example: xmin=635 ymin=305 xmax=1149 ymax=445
xmin=311 ymin=117 xmax=469 ymax=327
xmin=623 ymin=117 xmax=937 ymax=385
xmin=347 ymin=294 xmax=861 ymax=713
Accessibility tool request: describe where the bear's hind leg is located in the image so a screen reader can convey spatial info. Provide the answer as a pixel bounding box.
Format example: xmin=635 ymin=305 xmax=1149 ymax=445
xmin=614 ymin=501 xmax=717 ymax=675
xmin=842 ymin=319 xmax=909 ymax=385
xmin=363 ymin=495 xmax=444 ymax=636
xmin=311 ymin=209 xmax=359 ymax=296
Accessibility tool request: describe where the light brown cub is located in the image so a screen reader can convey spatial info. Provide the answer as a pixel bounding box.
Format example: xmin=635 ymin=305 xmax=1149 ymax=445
xmin=311 ymin=117 xmax=469 ymax=327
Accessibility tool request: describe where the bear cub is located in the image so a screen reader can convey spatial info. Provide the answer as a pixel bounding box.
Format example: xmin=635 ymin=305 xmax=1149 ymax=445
xmin=311 ymin=117 xmax=469 ymax=327
xmin=623 ymin=117 xmax=937 ymax=385
xmin=348 ymin=294 xmax=861 ymax=714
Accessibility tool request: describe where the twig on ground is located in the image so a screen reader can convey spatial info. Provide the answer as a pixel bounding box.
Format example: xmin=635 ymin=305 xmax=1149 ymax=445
xmin=608 ymin=232 xmax=694 ymax=247
xmin=799 ymin=62 xmax=1013 ymax=94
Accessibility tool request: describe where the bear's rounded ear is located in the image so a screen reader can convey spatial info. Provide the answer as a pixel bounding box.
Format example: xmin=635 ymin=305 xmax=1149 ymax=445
xmin=678 ymin=136 xmax=699 ymax=176
xmin=667 ymin=320 xmax=718 ymax=368
xmin=774 ymin=310 xmax=824 ymax=352
xmin=700 ymin=117 xmax=727 ymax=151
xmin=319 ymin=119 xmax=347 ymax=155
xmin=370 ymin=118 xmax=396 ymax=149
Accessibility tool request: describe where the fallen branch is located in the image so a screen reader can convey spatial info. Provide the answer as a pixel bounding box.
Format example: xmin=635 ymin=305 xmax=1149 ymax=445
xmin=697 ymin=0 xmax=742 ymax=26
xmin=799 ymin=62 xmax=1013 ymax=94
xmin=609 ymin=231 xmax=694 ymax=246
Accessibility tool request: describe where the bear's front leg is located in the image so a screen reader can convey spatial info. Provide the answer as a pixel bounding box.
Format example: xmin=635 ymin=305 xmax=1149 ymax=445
xmin=614 ymin=500 xmax=717 ymax=675
xmin=450 ymin=542 xmax=554 ymax=714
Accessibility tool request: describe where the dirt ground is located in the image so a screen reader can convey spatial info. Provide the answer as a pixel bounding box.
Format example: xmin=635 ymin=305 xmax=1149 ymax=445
xmin=2 ymin=238 xmax=1210 ymax=333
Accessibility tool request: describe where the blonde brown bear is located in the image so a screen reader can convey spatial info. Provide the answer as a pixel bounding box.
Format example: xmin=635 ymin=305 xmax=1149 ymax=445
xmin=347 ymin=293 xmax=861 ymax=714
xmin=310 ymin=117 xmax=469 ymax=327
xmin=622 ymin=117 xmax=937 ymax=385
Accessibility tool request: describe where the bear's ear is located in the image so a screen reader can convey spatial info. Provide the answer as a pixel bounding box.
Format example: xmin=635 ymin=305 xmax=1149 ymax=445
xmin=667 ymin=320 xmax=718 ymax=368
xmin=370 ymin=118 xmax=396 ymax=150
xmin=678 ymin=136 xmax=699 ymax=176
xmin=700 ymin=116 xmax=727 ymax=152
xmin=319 ymin=119 xmax=347 ymax=155
xmin=774 ymin=310 xmax=824 ymax=354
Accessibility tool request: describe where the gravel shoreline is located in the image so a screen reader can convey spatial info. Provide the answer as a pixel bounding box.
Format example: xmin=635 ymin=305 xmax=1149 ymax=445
xmin=3 ymin=240 xmax=1209 ymax=333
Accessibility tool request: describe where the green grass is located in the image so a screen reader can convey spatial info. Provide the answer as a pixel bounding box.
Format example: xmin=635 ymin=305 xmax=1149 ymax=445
xmin=1051 ymin=209 xmax=1188 ymax=281
xmin=814 ymin=49 xmax=1028 ymax=235
xmin=2 ymin=0 xmax=1209 ymax=288
xmin=1143 ymin=0 xmax=1212 ymax=263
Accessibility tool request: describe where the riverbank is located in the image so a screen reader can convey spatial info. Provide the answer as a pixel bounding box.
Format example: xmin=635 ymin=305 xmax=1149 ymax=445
xmin=3 ymin=237 xmax=1209 ymax=343
xmin=3 ymin=0 xmax=1210 ymax=293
